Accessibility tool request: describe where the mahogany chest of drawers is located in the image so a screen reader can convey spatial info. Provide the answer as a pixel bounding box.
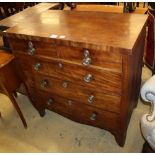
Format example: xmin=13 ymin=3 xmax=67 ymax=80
xmin=4 ymin=10 xmax=148 ymax=146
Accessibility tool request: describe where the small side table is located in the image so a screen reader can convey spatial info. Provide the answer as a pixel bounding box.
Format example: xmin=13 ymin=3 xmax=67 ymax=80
xmin=0 ymin=50 xmax=29 ymax=128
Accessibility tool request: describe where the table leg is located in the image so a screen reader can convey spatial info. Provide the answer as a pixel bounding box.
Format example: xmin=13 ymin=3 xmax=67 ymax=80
xmin=8 ymin=92 xmax=27 ymax=128
xmin=13 ymin=91 xmax=18 ymax=97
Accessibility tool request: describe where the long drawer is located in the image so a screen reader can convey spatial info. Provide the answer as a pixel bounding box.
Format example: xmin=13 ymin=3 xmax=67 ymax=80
xmin=33 ymin=73 xmax=121 ymax=113
xmin=9 ymin=38 xmax=122 ymax=72
xmin=15 ymin=53 xmax=122 ymax=94
xmin=30 ymin=88 xmax=119 ymax=130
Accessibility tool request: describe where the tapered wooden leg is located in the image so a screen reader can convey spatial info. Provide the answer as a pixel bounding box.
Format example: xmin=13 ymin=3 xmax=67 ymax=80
xmin=113 ymin=130 xmax=126 ymax=147
xmin=23 ymin=82 xmax=46 ymax=117
xmin=39 ymin=109 xmax=45 ymax=117
xmin=8 ymin=92 xmax=27 ymax=128
xmin=142 ymin=141 xmax=155 ymax=152
xmin=13 ymin=91 xmax=18 ymax=97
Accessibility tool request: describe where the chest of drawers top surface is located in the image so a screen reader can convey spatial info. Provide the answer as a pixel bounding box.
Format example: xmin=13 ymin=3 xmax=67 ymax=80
xmin=4 ymin=10 xmax=147 ymax=53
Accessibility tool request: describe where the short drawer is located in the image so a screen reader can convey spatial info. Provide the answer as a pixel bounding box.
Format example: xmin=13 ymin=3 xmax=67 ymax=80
xmin=29 ymin=56 xmax=122 ymax=94
xmin=34 ymin=74 xmax=121 ymax=113
xmin=57 ymin=45 xmax=122 ymax=72
xmin=9 ymin=38 xmax=57 ymax=58
xmin=32 ymin=89 xmax=119 ymax=130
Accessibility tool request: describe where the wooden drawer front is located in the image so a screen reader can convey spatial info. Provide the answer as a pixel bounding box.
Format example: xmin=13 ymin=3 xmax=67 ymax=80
xmin=10 ymin=38 xmax=122 ymax=73
xmin=34 ymin=74 xmax=121 ymax=113
xmin=9 ymin=38 xmax=57 ymax=58
xmin=31 ymin=56 xmax=122 ymax=94
xmin=57 ymin=45 xmax=122 ymax=72
xmin=34 ymin=89 xmax=119 ymax=130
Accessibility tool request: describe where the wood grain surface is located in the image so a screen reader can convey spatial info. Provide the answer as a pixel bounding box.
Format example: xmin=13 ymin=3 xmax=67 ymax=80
xmin=0 ymin=3 xmax=59 ymax=28
xmin=8 ymin=38 xmax=122 ymax=72
xmin=30 ymin=87 xmax=119 ymax=131
xmin=6 ymin=10 xmax=148 ymax=147
xmin=64 ymin=5 xmax=148 ymax=14
xmin=4 ymin=10 xmax=148 ymax=53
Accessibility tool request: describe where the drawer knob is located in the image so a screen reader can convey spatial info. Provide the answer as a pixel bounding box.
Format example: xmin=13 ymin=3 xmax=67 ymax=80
xmin=28 ymin=41 xmax=35 ymax=55
xmin=88 ymin=95 xmax=94 ymax=103
xmin=33 ymin=63 xmax=41 ymax=71
xmin=47 ymin=98 xmax=54 ymax=105
xmin=28 ymin=48 xmax=35 ymax=55
xmin=90 ymin=113 xmax=97 ymax=121
xmin=67 ymin=100 xmax=73 ymax=105
xmin=28 ymin=41 xmax=33 ymax=48
xmin=62 ymin=81 xmax=68 ymax=88
xmin=82 ymin=49 xmax=91 ymax=66
xmin=58 ymin=63 xmax=63 ymax=69
xmin=40 ymin=79 xmax=48 ymax=88
xmin=84 ymin=74 xmax=92 ymax=83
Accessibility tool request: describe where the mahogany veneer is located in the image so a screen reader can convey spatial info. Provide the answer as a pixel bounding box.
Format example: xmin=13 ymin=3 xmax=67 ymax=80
xmin=3 ymin=10 xmax=148 ymax=146
xmin=64 ymin=5 xmax=148 ymax=14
